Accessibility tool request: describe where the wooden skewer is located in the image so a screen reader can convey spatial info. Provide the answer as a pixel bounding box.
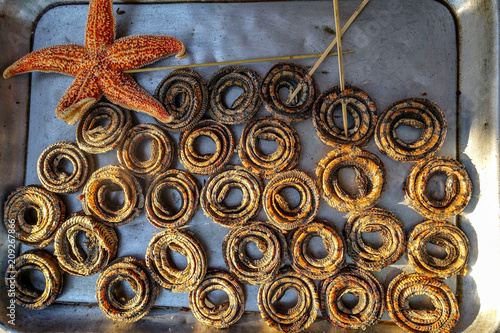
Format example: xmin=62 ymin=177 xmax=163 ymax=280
xmin=287 ymin=0 xmax=371 ymax=103
xmin=333 ymin=0 xmax=348 ymax=139
xmin=124 ymin=51 xmax=354 ymax=73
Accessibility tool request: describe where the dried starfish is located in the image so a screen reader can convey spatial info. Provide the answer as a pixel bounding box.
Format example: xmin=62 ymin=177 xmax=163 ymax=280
xmin=3 ymin=0 xmax=186 ymax=125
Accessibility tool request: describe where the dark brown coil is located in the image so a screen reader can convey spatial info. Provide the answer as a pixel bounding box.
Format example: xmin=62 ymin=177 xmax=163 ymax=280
xmin=96 ymin=256 xmax=159 ymax=322
xmin=345 ymin=208 xmax=406 ymax=271
xmin=375 ymin=98 xmax=447 ymax=162
xmin=263 ymin=170 xmax=320 ymax=231
xmin=201 ymin=165 xmax=263 ymax=227
xmin=178 ymin=119 xmax=235 ymax=175
xmin=222 ymin=221 xmax=287 ymax=285
xmin=404 ymin=156 xmax=472 ymax=220
xmin=408 ymin=220 xmax=470 ymax=278
xmin=258 ymin=268 xmax=318 ymax=332
xmin=54 ymin=213 xmax=118 ymax=276
xmin=154 ymin=68 xmax=208 ymax=132
xmin=117 ymin=123 xmax=174 ymax=179
xmin=81 ymin=165 xmax=144 ymax=226
xmin=189 ymin=269 xmax=245 ymax=329
xmin=312 ymin=86 xmax=377 ymax=147
xmin=238 ymin=116 xmax=301 ymax=179
xmin=145 ymin=169 xmax=200 ymax=229
xmin=386 ymin=272 xmax=460 ymax=333
xmin=316 ymin=146 xmax=386 ymax=212
xmin=76 ymin=102 xmax=132 ymax=154
xmin=5 ymin=249 xmax=63 ymax=309
xmin=4 ymin=185 xmax=66 ymax=248
xmin=145 ymin=229 xmax=207 ymax=293
xmin=37 ymin=141 xmax=92 ymax=194
xmin=207 ymin=65 xmax=261 ymax=124
xmin=290 ymin=220 xmax=345 ymax=280
xmin=260 ymin=62 xmax=317 ymax=123
xmin=319 ymin=265 xmax=385 ymax=330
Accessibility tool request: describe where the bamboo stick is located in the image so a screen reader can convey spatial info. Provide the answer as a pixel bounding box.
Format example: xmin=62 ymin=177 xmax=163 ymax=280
xmin=333 ymin=0 xmax=348 ymax=138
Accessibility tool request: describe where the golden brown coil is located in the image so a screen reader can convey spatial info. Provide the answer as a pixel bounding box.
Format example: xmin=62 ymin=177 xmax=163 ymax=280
xmin=407 ymin=220 xmax=469 ymax=278
xmin=5 ymin=249 xmax=63 ymax=309
xmin=117 ymin=123 xmax=174 ymax=179
xmin=238 ymin=116 xmax=301 ymax=179
xmin=290 ymin=220 xmax=345 ymax=280
xmin=54 ymin=213 xmax=118 ymax=276
xmin=154 ymin=68 xmax=208 ymax=132
xmin=207 ymin=65 xmax=261 ymax=124
xmin=258 ymin=268 xmax=318 ymax=333
xmin=316 ymin=146 xmax=386 ymax=212
xmin=201 ymin=165 xmax=263 ymax=227
xmin=375 ymin=98 xmax=447 ymax=162
xmin=386 ymin=272 xmax=459 ymax=333
xmin=345 ymin=208 xmax=406 ymax=271
xmin=312 ymin=86 xmax=377 ymax=147
xmin=4 ymin=185 xmax=66 ymax=248
xmin=263 ymin=170 xmax=320 ymax=231
xmin=76 ymin=102 xmax=132 ymax=154
xmin=145 ymin=229 xmax=207 ymax=293
xmin=319 ymin=264 xmax=384 ymax=329
xmin=96 ymin=256 xmax=159 ymax=322
xmin=178 ymin=119 xmax=236 ymax=175
xmin=37 ymin=141 xmax=92 ymax=194
xmin=260 ymin=62 xmax=317 ymax=123
xmin=189 ymin=268 xmax=245 ymax=329
xmin=222 ymin=221 xmax=287 ymax=285
xmin=81 ymin=165 xmax=144 ymax=226
xmin=145 ymin=169 xmax=200 ymax=229
xmin=404 ymin=156 xmax=472 ymax=220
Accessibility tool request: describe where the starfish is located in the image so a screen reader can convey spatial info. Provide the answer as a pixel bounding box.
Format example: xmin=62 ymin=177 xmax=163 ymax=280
xmin=3 ymin=0 xmax=186 ymax=125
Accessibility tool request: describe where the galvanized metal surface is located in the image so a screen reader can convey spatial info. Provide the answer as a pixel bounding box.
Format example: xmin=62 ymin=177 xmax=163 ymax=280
xmin=0 ymin=0 xmax=498 ymax=332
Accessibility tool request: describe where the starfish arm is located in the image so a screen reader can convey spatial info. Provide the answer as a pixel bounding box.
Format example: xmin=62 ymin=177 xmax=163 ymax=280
xmin=103 ymin=35 xmax=186 ymax=71
xmin=56 ymin=71 xmax=102 ymax=125
xmin=3 ymin=44 xmax=89 ymax=78
xmin=85 ymin=0 xmax=115 ymax=55
xmin=99 ymin=68 xmax=173 ymax=123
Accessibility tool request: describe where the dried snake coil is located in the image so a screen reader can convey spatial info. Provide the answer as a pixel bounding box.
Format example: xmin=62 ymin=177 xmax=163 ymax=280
xmin=375 ymin=98 xmax=447 ymax=162
xmin=319 ymin=264 xmax=385 ymax=330
xmin=145 ymin=229 xmax=207 ymax=293
xmin=222 ymin=221 xmax=287 ymax=285
xmin=178 ymin=119 xmax=236 ymax=175
xmin=258 ymin=268 xmax=319 ymax=333
xmin=263 ymin=170 xmax=320 ymax=231
xmin=6 ymin=249 xmax=63 ymax=310
xmin=54 ymin=213 xmax=118 ymax=276
xmin=316 ymin=146 xmax=386 ymax=212
xmin=404 ymin=156 xmax=472 ymax=220
xmin=312 ymin=86 xmax=377 ymax=147
xmin=386 ymin=272 xmax=459 ymax=333
xmin=154 ymin=68 xmax=208 ymax=132
xmin=37 ymin=141 xmax=92 ymax=194
xmin=117 ymin=123 xmax=174 ymax=179
xmin=261 ymin=62 xmax=318 ymax=123
xmin=96 ymin=256 xmax=159 ymax=322
xmin=407 ymin=220 xmax=469 ymax=278
xmin=201 ymin=165 xmax=263 ymax=227
xmin=345 ymin=208 xmax=406 ymax=271
xmin=4 ymin=185 xmax=66 ymax=248
xmin=238 ymin=116 xmax=301 ymax=179
xmin=189 ymin=269 xmax=245 ymax=329
xmin=81 ymin=165 xmax=144 ymax=226
xmin=145 ymin=169 xmax=200 ymax=229
xmin=207 ymin=65 xmax=261 ymax=124
xmin=76 ymin=102 xmax=132 ymax=154
xmin=290 ymin=220 xmax=345 ymax=280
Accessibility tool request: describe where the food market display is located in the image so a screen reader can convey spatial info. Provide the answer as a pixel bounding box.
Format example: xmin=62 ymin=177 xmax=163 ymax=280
xmin=2 ymin=0 xmax=474 ymax=332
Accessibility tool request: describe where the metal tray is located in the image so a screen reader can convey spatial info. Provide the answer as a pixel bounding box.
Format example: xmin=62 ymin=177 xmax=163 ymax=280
xmin=0 ymin=0 xmax=499 ymax=332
